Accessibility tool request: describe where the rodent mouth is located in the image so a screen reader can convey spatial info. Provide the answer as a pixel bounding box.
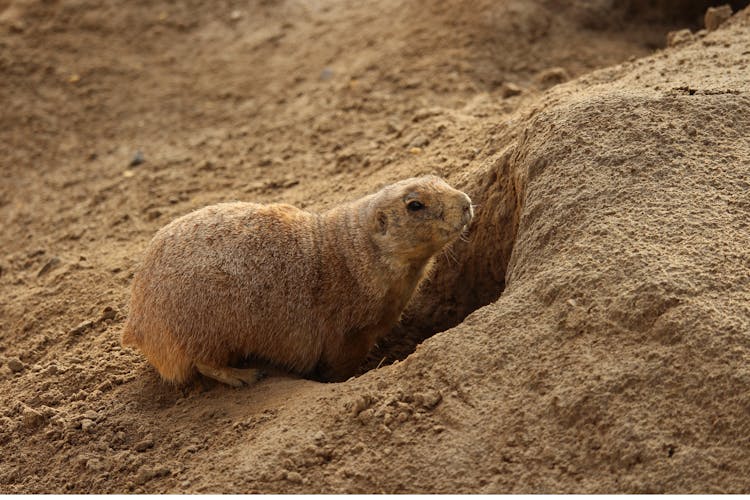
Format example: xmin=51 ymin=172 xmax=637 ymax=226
xmin=442 ymin=222 xmax=468 ymax=241
xmin=456 ymin=217 xmax=472 ymax=232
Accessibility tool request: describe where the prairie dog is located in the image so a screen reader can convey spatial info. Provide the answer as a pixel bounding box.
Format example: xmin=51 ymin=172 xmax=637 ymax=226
xmin=122 ymin=176 xmax=473 ymax=386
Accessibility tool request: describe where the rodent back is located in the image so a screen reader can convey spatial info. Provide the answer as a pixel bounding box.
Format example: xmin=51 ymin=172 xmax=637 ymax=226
xmin=136 ymin=201 xmax=393 ymax=372
xmin=136 ymin=203 xmax=327 ymax=369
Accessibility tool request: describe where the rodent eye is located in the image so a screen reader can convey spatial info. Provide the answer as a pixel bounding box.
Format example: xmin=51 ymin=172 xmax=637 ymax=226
xmin=407 ymin=200 xmax=425 ymax=212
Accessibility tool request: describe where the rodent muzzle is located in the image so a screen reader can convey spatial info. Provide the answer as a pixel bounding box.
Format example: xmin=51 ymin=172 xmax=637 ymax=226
xmin=446 ymin=193 xmax=473 ymax=235
xmin=460 ymin=193 xmax=473 ymax=227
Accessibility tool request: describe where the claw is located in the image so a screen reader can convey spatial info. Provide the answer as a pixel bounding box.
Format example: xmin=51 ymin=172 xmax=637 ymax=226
xmin=196 ymin=362 xmax=263 ymax=388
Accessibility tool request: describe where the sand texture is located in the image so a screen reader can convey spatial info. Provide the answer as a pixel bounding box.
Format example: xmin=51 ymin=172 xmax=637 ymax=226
xmin=1 ymin=0 xmax=749 ymax=493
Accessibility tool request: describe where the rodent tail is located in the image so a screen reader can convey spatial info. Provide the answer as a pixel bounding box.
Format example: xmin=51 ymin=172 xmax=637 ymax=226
xmin=119 ymin=320 xmax=193 ymax=384
xmin=120 ymin=320 xmax=138 ymax=347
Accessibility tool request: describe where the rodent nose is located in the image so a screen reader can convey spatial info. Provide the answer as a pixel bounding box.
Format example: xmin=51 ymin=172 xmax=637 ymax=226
xmin=461 ymin=195 xmax=473 ymax=224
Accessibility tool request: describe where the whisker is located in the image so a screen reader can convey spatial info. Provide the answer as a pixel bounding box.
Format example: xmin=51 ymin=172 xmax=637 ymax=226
xmin=442 ymin=251 xmax=452 ymax=266
xmin=443 ymin=246 xmax=459 ymax=266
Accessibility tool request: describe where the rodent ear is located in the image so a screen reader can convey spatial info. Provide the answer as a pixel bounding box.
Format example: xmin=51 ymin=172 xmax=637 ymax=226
xmin=377 ymin=211 xmax=388 ymax=235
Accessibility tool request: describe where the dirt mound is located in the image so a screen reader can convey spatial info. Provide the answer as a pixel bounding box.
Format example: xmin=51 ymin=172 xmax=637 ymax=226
xmin=1 ymin=0 xmax=749 ymax=493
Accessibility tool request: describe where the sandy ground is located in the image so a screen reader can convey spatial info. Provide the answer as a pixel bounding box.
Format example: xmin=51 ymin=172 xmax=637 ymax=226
xmin=1 ymin=0 xmax=749 ymax=493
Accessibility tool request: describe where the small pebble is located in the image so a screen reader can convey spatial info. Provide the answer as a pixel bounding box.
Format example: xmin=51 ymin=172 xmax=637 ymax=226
xmin=134 ymin=438 xmax=155 ymax=452
xmin=81 ymin=419 xmax=95 ymax=432
xmin=500 ymin=82 xmax=523 ymax=98
xmin=357 ymin=408 xmax=375 ymax=425
xmin=87 ymin=389 xmax=103 ymax=401
xmin=407 ymin=134 xmax=429 ymax=149
xmin=422 ymin=390 xmax=442 ymax=409
xmin=22 ymin=407 xmax=45 ymax=429
xmin=285 ymin=471 xmax=303 ymax=484
xmin=351 ymin=395 xmax=373 ymax=416
xmin=37 ymin=257 xmax=61 ymax=277
xmin=8 ymin=20 xmax=25 ymax=33
xmin=97 ymin=380 xmax=113 ymax=392
xmin=86 ymin=458 xmax=107 ymax=471
xmin=667 ymin=29 xmax=694 ymax=48
xmin=258 ymin=156 xmax=273 ymax=167
xmin=536 ymin=67 xmax=569 ymax=90
xmin=71 ymin=389 xmax=87 ymax=401
xmin=100 ymin=306 xmax=117 ymax=321
xmin=83 ymin=410 xmax=99 ymax=421
xmin=135 ymin=469 xmax=152 ymax=486
xmin=70 ymin=320 xmax=95 ymax=336
xmin=8 ymin=358 xmax=24 ymax=373
xmin=135 ymin=466 xmax=170 ymax=485
xmin=320 ymin=67 xmax=334 ymax=81
xmin=705 ymin=4 xmax=732 ymax=31
xmin=386 ymin=120 xmax=404 ymax=135
xmin=130 ymin=150 xmax=145 ymax=167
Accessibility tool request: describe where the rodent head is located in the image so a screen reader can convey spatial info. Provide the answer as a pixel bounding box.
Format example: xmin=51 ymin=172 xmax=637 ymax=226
xmin=368 ymin=175 xmax=473 ymax=263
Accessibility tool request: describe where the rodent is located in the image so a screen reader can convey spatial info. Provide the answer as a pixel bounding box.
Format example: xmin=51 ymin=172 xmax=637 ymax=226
xmin=121 ymin=175 xmax=473 ymax=386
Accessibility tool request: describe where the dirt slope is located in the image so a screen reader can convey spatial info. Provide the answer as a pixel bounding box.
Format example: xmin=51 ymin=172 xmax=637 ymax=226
xmin=1 ymin=0 xmax=749 ymax=493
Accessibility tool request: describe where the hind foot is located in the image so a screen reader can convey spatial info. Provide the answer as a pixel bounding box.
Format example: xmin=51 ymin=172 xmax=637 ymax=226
xmin=195 ymin=362 xmax=264 ymax=388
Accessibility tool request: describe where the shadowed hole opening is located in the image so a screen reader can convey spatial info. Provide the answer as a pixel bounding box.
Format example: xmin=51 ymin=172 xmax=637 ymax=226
xmin=620 ymin=0 xmax=749 ymax=27
xmin=563 ymin=0 xmax=750 ymax=37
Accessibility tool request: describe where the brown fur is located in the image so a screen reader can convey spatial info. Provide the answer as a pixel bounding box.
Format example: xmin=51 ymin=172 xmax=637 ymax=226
xmin=122 ymin=175 xmax=473 ymax=385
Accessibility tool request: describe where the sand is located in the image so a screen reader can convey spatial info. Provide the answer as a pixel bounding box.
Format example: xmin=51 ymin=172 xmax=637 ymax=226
xmin=1 ymin=0 xmax=749 ymax=493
